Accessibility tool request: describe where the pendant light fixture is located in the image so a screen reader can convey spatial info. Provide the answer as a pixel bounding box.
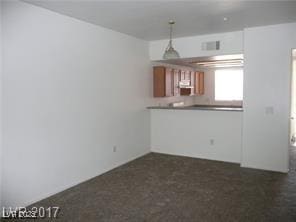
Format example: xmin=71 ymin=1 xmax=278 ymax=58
xmin=163 ymin=20 xmax=180 ymax=60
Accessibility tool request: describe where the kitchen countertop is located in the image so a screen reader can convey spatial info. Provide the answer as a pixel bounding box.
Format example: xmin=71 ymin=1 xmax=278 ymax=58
xmin=147 ymin=105 xmax=243 ymax=112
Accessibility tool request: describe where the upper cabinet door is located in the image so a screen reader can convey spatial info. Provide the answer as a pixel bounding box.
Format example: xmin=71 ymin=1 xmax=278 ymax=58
xmin=198 ymin=72 xmax=205 ymax=95
xmin=180 ymin=70 xmax=186 ymax=80
xmin=153 ymin=66 xmax=166 ymax=97
xmin=195 ymin=71 xmax=205 ymax=95
xmin=173 ymin=69 xmax=180 ymax=96
xmin=153 ymin=66 xmax=174 ymax=97
xmin=185 ymin=70 xmax=191 ymax=80
xmin=190 ymin=71 xmax=195 ymax=95
xmin=165 ymin=68 xmax=173 ymax=97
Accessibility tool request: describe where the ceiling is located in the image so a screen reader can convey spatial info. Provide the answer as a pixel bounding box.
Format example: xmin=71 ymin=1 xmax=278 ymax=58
xmin=24 ymin=0 xmax=296 ymax=41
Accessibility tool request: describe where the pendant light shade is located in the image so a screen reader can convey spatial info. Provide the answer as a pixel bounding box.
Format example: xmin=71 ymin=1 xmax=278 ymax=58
xmin=163 ymin=20 xmax=180 ymax=60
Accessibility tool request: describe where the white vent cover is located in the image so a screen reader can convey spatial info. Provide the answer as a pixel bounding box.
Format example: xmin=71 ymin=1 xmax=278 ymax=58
xmin=202 ymin=41 xmax=220 ymax=51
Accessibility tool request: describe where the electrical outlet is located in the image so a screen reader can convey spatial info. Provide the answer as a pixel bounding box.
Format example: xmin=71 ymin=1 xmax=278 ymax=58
xmin=113 ymin=146 xmax=117 ymax=152
xmin=265 ymin=106 xmax=274 ymax=115
xmin=210 ymin=139 xmax=215 ymax=145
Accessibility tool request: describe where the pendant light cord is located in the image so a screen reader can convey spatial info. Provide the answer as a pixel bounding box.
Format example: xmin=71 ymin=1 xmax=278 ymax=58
xmin=169 ymin=22 xmax=173 ymax=47
xmin=166 ymin=21 xmax=174 ymax=50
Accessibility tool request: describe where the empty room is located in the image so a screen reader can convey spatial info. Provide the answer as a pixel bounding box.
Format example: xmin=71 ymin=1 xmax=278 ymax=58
xmin=1 ymin=0 xmax=296 ymax=221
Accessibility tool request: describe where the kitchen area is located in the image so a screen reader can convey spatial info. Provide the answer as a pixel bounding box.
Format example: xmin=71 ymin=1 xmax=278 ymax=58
xmin=149 ymin=53 xmax=244 ymax=110
xmin=148 ymin=52 xmax=244 ymax=164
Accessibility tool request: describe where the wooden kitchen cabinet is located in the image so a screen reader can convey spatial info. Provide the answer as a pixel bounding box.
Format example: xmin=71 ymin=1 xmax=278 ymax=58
xmin=173 ymin=69 xmax=180 ymax=96
xmin=153 ymin=66 xmax=204 ymax=97
xmin=190 ymin=71 xmax=195 ymax=95
xmin=195 ymin=71 xmax=205 ymax=95
xmin=180 ymin=71 xmax=194 ymax=96
xmin=180 ymin=70 xmax=186 ymax=80
xmin=185 ymin=70 xmax=191 ymax=80
xmin=153 ymin=66 xmax=174 ymax=97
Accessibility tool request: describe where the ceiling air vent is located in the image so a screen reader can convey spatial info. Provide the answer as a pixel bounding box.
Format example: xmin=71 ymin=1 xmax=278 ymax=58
xmin=202 ymin=41 xmax=220 ymax=51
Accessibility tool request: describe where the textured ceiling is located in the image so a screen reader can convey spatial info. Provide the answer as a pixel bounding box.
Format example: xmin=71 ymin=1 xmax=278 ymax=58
xmin=24 ymin=0 xmax=296 ymax=40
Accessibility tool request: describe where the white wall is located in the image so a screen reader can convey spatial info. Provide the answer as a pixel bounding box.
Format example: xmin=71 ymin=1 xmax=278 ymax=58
xmin=242 ymin=23 xmax=296 ymax=172
xmin=149 ymin=31 xmax=243 ymax=61
xmin=151 ymin=109 xmax=242 ymax=163
xmin=2 ymin=1 xmax=150 ymax=208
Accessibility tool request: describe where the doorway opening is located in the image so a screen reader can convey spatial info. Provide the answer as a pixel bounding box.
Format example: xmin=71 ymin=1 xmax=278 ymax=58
xmin=290 ymin=49 xmax=296 ymax=173
xmin=290 ymin=49 xmax=296 ymax=147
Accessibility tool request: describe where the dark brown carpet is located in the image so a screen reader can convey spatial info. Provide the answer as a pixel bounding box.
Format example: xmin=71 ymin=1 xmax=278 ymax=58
xmin=4 ymin=149 xmax=296 ymax=222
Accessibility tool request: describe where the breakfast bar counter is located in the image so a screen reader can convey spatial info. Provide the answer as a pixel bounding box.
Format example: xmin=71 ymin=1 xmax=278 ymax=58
xmin=147 ymin=104 xmax=243 ymax=112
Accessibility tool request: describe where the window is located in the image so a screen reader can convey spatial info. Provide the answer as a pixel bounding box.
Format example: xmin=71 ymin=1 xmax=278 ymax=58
xmin=215 ymin=68 xmax=243 ymax=101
